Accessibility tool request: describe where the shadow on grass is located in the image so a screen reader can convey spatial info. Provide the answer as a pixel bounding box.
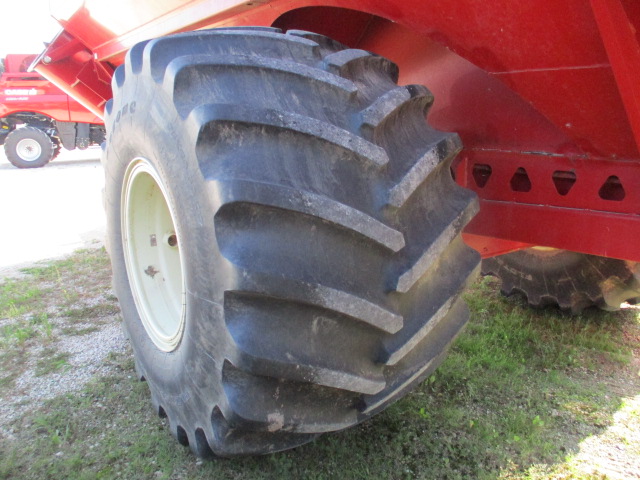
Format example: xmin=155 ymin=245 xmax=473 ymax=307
xmin=1 ymin=277 xmax=638 ymax=479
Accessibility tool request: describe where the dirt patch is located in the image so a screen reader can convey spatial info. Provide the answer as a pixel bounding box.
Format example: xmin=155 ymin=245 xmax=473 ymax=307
xmin=562 ymin=351 xmax=640 ymax=479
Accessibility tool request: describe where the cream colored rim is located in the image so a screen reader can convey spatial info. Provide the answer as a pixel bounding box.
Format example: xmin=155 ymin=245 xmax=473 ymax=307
xmin=16 ymin=138 xmax=42 ymax=162
xmin=122 ymin=158 xmax=186 ymax=352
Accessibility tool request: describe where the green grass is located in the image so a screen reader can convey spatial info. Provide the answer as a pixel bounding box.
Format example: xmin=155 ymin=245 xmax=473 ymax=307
xmin=61 ymin=303 xmax=121 ymax=320
xmin=0 ymin=268 xmax=638 ymax=479
xmin=0 ymin=279 xmax=47 ymax=319
xmin=0 ymin=248 xmax=118 ymax=396
xmin=60 ymin=325 xmax=101 ymax=336
xmin=0 ymin=312 xmax=54 ymax=347
xmin=35 ymin=350 xmax=71 ymax=377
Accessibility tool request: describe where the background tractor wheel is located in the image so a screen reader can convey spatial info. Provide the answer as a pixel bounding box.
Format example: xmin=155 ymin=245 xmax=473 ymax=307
xmin=103 ymin=27 xmax=480 ymax=456
xmin=3 ymin=126 xmax=56 ymax=168
xmin=482 ymin=247 xmax=640 ymax=313
xmin=50 ymin=136 xmax=61 ymax=161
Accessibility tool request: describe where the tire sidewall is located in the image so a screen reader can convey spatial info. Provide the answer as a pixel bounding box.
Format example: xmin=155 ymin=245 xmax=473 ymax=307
xmin=104 ymin=79 xmax=227 ymax=422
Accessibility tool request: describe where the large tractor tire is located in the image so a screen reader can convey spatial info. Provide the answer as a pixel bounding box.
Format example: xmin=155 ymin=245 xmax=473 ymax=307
xmin=4 ymin=126 xmax=56 ymax=168
xmin=103 ymin=27 xmax=480 ymax=456
xmin=482 ymin=248 xmax=640 ymax=314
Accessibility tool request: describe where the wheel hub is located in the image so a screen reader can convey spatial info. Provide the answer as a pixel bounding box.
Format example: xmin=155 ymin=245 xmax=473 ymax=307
xmin=122 ymin=158 xmax=186 ymax=352
xmin=16 ymin=138 xmax=42 ymax=162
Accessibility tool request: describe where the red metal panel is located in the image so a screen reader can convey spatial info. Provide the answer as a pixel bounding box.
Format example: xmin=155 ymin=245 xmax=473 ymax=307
xmin=33 ymin=31 xmax=113 ymax=119
xmin=67 ymin=98 xmax=103 ymax=124
xmin=225 ymin=1 xmax=637 ymax=158
xmin=37 ymin=0 xmax=638 ymax=159
xmin=590 ymin=0 xmax=640 ymax=152
xmin=460 ymin=234 xmax=533 ymax=259
xmin=456 ymin=150 xmax=640 ymax=260
xmin=49 ymin=0 xmax=271 ymax=62
xmin=0 ymin=95 xmax=71 ymax=122
xmin=466 ymin=200 xmax=640 ymax=262
xmin=1 ymin=53 xmax=101 ymax=123
xmin=0 ymin=69 xmax=71 ymax=122
xmin=457 ymin=150 xmax=640 ymax=215
xmin=352 ymin=20 xmax=581 ymax=156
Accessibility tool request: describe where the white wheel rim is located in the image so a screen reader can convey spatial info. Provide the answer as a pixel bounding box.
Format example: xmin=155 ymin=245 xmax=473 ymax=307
xmin=16 ymin=138 xmax=42 ymax=162
xmin=122 ymin=158 xmax=186 ymax=352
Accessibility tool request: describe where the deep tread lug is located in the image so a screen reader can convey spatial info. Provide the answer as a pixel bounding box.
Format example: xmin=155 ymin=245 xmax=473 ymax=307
xmin=286 ymin=29 xmax=347 ymax=52
xmin=387 ymin=133 xmax=462 ymax=208
xmin=210 ymin=177 xmax=404 ymax=252
xmin=224 ymin=292 xmax=386 ymax=395
xmin=395 ymin=197 xmax=478 ymax=293
xmin=188 ymin=103 xmax=387 ymax=167
xmin=231 ymin=268 xmax=403 ymax=334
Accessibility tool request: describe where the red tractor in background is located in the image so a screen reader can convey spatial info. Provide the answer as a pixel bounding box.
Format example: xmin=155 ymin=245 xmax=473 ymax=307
xmin=0 ymin=53 xmax=104 ymax=168
xmin=31 ymin=0 xmax=640 ymax=456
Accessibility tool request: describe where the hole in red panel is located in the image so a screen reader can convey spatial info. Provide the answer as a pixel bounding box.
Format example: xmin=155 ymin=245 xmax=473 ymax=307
xmin=552 ymin=170 xmax=576 ymax=196
xmin=510 ymin=167 xmax=532 ymax=192
xmin=598 ymin=175 xmax=625 ymax=201
xmin=472 ymin=164 xmax=492 ymax=188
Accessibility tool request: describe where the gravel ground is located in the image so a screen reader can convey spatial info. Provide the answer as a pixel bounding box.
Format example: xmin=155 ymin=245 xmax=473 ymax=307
xmin=0 ymin=247 xmax=130 ymax=446
xmin=0 ymin=321 xmax=129 ymax=432
xmin=0 ymin=149 xmax=117 ymax=440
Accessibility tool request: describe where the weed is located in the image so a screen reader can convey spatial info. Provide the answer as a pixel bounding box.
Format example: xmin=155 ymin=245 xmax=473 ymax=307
xmin=0 ymin=370 xmax=18 ymax=390
xmin=35 ymin=351 xmax=71 ymax=377
xmin=61 ymin=302 xmax=120 ymax=320
xmin=4 ymin=323 xmax=41 ymax=346
xmin=61 ymin=325 xmax=100 ymax=336
xmin=0 ymin=278 xmax=47 ymax=318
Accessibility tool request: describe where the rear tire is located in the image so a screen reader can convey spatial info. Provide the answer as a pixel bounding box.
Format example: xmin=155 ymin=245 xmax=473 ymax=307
xmin=103 ymin=28 xmax=480 ymax=456
xmin=3 ymin=126 xmax=55 ymax=168
xmin=482 ymin=248 xmax=640 ymax=313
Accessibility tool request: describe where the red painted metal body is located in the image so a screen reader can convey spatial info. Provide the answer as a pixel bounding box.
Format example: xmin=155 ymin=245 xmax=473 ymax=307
xmin=34 ymin=0 xmax=640 ymax=261
xmin=1 ymin=54 xmax=100 ymax=124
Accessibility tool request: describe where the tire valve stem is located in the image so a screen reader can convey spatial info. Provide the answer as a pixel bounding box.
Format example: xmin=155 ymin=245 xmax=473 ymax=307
xmin=144 ymin=265 xmax=159 ymax=278
xmin=167 ymin=234 xmax=178 ymax=247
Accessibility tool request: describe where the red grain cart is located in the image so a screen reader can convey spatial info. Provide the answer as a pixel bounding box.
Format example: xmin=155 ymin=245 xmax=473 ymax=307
xmin=33 ymin=0 xmax=640 ymax=455
xmin=0 ymin=54 xmax=104 ymax=168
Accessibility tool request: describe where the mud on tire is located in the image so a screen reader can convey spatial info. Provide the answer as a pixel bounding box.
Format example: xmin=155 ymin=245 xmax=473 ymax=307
xmin=103 ymin=27 xmax=480 ymax=456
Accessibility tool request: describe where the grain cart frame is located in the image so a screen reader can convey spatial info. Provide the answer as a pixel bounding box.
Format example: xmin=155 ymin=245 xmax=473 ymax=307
xmin=33 ymin=0 xmax=640 ymax=455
